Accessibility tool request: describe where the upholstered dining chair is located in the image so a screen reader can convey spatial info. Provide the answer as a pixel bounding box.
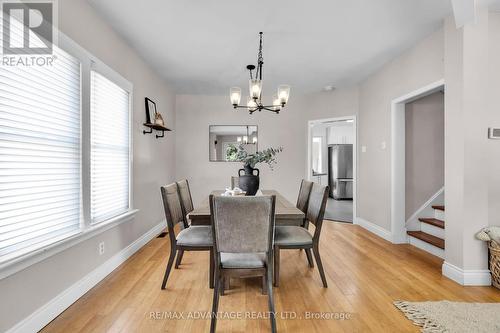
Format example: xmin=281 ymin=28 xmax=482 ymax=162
xmin=230 ymin=176 xmax=239 ymax=189
xmin=209 ymin=195 xmax=277 ymax=333
xmin=175 ymin=179 xmax=194 ymax=268
xmin=160 ymin=183 xmax=214 ymax=289
xmin=274 ymin=183 xmax=329 ymax=288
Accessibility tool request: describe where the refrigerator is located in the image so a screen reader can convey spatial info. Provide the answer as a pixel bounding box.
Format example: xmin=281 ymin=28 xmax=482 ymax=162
xmin=328 ymin=144 xmax=353 ymax=199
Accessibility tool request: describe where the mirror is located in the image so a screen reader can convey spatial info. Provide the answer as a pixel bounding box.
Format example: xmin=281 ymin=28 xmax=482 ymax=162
xmin=209 ymin=125 xmax=258 ymax=162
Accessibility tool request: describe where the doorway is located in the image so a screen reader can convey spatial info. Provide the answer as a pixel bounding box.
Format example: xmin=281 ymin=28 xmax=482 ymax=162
xmin=307 ymin=116 xmax=357 ymax=223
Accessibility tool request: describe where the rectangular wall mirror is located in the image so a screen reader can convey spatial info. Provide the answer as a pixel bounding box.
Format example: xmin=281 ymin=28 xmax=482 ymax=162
xmin=209 ymin=125 xmax=258 ymax=162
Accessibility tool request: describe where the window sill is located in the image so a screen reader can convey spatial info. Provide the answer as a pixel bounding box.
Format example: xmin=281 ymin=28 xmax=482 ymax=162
xmin=0 ymin=209 xmax=139 ymax=280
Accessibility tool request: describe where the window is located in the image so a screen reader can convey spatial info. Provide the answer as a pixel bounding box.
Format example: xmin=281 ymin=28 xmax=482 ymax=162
xmin=0 ymin=31 xmax=133 ymax=268
xmin=0 ymin=46 xmax=81 ymax=262
xmin=312 ymin=137 xmax=323 ymax=173
xmin=90 ymin=71 xmax=130 ymax=224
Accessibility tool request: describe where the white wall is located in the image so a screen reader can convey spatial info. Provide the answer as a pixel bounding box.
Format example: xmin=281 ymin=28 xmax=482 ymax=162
xmin=357 ymin=28 xmax=444 ymax=231
xmin=175 ymin=89 xmax=359 ymax=206
xmin=0 ymin=0 xmax=176 ymax=331
xmin=488 ymin=12 xmax=500 ymax=227
xmin=443 ymin=8 xmax=499 ymax=279
xmin=405 ymin=92 xmax=445 ymax=219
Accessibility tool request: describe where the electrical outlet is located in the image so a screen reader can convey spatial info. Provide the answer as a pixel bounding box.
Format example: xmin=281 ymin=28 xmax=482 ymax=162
xmin=98 ymin=242 xmax=105 ymax=255
xmin=361 ymin=145 xmax=367 ymax=153
xmin=381 ymin=141 xmax=386 ymax=150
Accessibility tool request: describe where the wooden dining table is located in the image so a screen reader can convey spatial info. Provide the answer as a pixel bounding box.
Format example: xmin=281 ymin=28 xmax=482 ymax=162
xmin=188 ymin=190 xmax=305 ymax=226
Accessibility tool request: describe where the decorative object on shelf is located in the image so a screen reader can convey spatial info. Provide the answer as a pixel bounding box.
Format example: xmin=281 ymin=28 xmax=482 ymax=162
xmin=145 ymin=97 xmax=157 ymax=124
xmin=143 ymin=97 xmax=171 ymax=138
xmin=235 ymin=146 xmax=283 ymax=195
xmin=154 ymin=112 xmax=165 ymax=126
xmin=229 ymin=32 xmax=290 ymax=114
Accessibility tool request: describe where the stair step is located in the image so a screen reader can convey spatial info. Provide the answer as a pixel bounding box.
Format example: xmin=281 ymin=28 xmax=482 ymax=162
xmin=418 ymin=218 xmax=445 ymax=229
xmin=407 ymin=231 xmax=445 ymax=249
xmin=432 ymin=205 xmax=445 ymax=211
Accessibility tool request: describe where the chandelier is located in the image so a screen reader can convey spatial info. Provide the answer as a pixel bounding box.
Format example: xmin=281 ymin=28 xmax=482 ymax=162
xmin=229 ymin=32 xmax=290 ymax=114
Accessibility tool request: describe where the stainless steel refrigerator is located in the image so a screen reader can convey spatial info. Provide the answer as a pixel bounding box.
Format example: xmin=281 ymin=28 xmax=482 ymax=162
xmin=328 ymin=144 xmax=353 ymax=199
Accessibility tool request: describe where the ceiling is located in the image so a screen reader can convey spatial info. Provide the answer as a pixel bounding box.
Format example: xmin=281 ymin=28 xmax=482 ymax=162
xmin=86 ymin=0 xmax=485 ymax=95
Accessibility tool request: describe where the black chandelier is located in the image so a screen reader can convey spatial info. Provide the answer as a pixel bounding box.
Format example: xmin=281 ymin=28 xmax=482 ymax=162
xmin=229 ymin=32 xmax=290 ymax=114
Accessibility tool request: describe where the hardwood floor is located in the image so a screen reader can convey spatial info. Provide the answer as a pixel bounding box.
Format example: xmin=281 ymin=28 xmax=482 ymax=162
xmin=41 ymin=222 xmax=500 ymax=333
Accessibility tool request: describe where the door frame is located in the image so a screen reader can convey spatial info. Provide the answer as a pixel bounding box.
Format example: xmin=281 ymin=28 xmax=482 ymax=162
xmin=390 ymin=79 xmax=445 ymax=243
xmin=307 ymin=115 xmax=357 ymax=221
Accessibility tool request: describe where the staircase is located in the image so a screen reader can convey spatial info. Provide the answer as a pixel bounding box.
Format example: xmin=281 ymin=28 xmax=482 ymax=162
xmin=407 ymin=205 xmax=445 ymax=258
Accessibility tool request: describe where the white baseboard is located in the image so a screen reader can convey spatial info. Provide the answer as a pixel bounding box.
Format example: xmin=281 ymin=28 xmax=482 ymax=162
xmin=355 ymin=217 xmax=394 ymax=243
xmin=442 ymin=261 xmax=492 ymax=286
xmin=6 ymin=220 xmax=166 ymax=333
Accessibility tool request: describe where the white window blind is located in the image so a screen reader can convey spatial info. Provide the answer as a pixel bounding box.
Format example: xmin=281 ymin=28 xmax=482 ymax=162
xmin=90 ymin=71 xmax=130 ymax=224
xmin=0 ymin=48 xmax=82 ymax=261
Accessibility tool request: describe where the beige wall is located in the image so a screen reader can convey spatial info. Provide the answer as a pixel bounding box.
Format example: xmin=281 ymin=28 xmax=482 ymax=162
xmin=357 ymin=29 xmax=444 ymax=230
xmin=405 ymin=92 xmax=445 ymax=219
xmin=175 ymin=88 xmax=359 ymax=206
xmin=0 ymin=0 xmax=176 ymax=331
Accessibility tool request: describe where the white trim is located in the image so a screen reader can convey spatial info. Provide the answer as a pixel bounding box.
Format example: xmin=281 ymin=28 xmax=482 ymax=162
xmin=354 ymin=217 xmax=393 ymax=243
xmin=307 ymin=115 xmax=357 ymax=220
xmin=391 ymin=79 xmax=445 ymax=244
xmin=408 ymin=235 xmax=445 ymax=259
xmin=442 ymin=261 xmax=492 ymax=286
xmin=405 ymin=187 xmax=445 ymax=231
xmin=5 ymin=219 xmax=165 ymax=333
xmin=0 ymin=210 xmax=138 ymax=280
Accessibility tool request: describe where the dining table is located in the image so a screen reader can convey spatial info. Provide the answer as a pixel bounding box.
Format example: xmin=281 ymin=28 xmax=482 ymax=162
xmin=188 ymin=190 xmax=305 ymax=226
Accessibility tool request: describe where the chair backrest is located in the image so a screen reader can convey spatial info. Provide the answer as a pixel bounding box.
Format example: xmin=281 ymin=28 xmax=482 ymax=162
xmin=177 ymin=179 xmax=194 ymax=216
xmin=160 ymin=183 xmax=185 ymax=240
xmin=210 ymin=195 xmax=275 ymax=254
xmin=231 ymin=176 xmax=239 ymax=189
xmin=306 ymin=183 xmax=329 ymax=239
xmin=296 ymin=180 xmax=313 ymax=213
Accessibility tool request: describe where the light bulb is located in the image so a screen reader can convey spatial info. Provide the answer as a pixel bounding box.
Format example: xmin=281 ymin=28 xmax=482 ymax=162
xmin=249 ymin=79 xmax=262 ymax=99
xmin=237 ymin=137 xmax=242 ymax=143
xmin=253 ymin=136 xmax=257 ymax=144
xmin=230 ymin=87 xmax=241 ymax=106
xmin=243 ymin=136 xmax=248 ymax=144
xmin=278 ymin=85 xmax=290 ymax=105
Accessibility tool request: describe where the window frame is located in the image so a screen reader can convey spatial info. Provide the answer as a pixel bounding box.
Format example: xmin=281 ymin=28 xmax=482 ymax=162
xmin=0 ymin=31 xmax=137 ymax=280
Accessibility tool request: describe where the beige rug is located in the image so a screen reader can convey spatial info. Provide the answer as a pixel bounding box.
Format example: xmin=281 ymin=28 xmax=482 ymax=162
xmin=394 ymin=300 xmax=500 ymax=333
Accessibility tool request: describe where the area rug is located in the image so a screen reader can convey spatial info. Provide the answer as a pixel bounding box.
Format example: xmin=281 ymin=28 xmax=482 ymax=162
xmin=394 ymin=300 xmax=500 ymax=333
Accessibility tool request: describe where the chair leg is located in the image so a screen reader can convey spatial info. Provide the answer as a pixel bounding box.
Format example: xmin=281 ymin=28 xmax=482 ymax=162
xmin=221 ymin=277 xmax=225 ymax=296
xmin=175 ymin=249 xmax=184 ymax=268
xmin=273 ymin=247 xmax=280 ymax=287
xmin=312 ymin=245 xmax=328 ymax=288
xmin=305 ymin=248 xmax=314 ymax=268
xmin=266 ymin=265 xmax=277 ymax=333
xmin=262 ymin=275 xmax=267 ymax=295
xmin=161 ymin=247 xmax=176 ymax=289
xmin=210 ymin=272 xmax=222 ymax=333
xmin=209 ymin=249 xmax=214 ymax=289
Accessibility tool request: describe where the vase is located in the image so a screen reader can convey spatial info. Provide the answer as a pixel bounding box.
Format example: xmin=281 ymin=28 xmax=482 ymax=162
xmin=238 ymin=165 xmax=260 ymax=196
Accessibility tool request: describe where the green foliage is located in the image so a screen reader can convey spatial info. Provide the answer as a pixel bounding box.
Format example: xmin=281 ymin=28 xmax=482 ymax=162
xmin=225 ymin=144 xmax=239 ymax=161
xmin=236 ymin=145 xmax=283 ymax=170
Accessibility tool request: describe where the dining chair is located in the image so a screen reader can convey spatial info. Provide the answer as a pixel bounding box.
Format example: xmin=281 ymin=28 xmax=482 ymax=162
xmin=274 ymin=183 xmax=329 ymax=288
xmin=160 ymin=183 xmax=214 ymax=289
xmin=230 ymin=176 xmax=239 ymax=189
xmin=295 ymin=180 xmax=314 ymax=266
xmin=175 ymin=179 xmax=194 ymax=268
xmin=209 ymin=195 xmax=277 ymax=333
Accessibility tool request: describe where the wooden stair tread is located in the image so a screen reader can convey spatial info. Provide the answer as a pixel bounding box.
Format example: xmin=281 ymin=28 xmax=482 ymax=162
xmin=407 ymin=231 xmax=445 ymax=249
xmin=418 ymin=218 xmax=445 ymax=229
xmin=432 ymin=205 xmax=445 ymax=211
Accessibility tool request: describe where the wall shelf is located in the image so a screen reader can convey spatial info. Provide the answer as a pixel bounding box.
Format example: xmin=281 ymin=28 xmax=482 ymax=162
xmin=143 ymin=123 xmax=172 ymax=138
